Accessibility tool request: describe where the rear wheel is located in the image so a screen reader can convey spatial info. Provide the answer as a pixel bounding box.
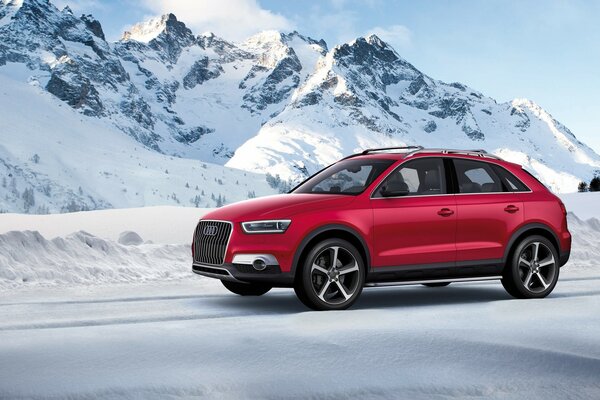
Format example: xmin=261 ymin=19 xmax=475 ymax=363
xmin=422 ymin=282 xmax=450 ymax=287
xmin=502 ymin=235 xmax=559 ymax=299
xmin=221 ymin=280 xmax=272 ymax=296
xmin=294 ymin=239 xmax=365 ymax=311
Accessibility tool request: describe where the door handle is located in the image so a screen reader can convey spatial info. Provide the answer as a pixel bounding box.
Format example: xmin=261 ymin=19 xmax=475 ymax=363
xmin=437 ymin=208 xmax=454 ymax=217
xmin=504 ymin=205 xmax=520 ymax=213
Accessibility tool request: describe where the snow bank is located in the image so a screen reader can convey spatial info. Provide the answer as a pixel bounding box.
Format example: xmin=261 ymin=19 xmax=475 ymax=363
xmin=0 ymin=230 xmax=191 ymax=289
xmin=565 ymin=213 xmax=600 ymax=273
xmin=118 ymin=231 xmax=144 ymax=246
xmin=0 ymin=206 xmax=209 ymax=244
xmin=0 ymin=193 xmax=598 ymax=289
xmin=0 ymin=213 xmax=598 ymax=289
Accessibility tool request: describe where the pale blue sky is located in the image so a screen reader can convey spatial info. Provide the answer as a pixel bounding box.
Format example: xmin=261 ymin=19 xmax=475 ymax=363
xmin=56 ymin=0 xmax=600 ymax=153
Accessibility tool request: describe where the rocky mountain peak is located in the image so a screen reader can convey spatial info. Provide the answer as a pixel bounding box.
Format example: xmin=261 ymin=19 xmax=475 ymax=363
xmin=80 ymin=14 xmax=104 ymax=40
xmin=122 ymin=13 xmax=191 ymax=43
xmin=120 ymin=13 xmax=195 ymax=64
xmin=334 ymin=35 xmax=402 ymax=67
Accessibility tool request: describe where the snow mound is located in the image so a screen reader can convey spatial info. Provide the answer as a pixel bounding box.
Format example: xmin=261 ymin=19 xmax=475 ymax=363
xmin=0 ymin=206 xmax=597 ymax=289
xmin=118 ymin=231 xmax=143 ymax=246
xmin=0 ymin=230 xmax=191 ymax=289
xmin=565 ymin=213 xmax=600 ymax=273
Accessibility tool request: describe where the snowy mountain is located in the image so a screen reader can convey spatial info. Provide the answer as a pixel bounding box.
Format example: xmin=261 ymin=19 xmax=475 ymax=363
xmin=1 ymin=0 xmax=599 ymax=213
xmin=227 ymin=35 xmax=600 ymax=190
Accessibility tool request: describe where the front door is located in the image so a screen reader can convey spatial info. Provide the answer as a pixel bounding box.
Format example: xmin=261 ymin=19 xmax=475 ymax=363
xmin=371 ymin=157 xmax=457 ymax=268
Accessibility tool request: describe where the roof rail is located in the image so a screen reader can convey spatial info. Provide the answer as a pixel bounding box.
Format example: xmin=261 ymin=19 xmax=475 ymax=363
xmin=405 ymin=148 xmax=502 ymax=160
xmin=360 ymin=146 xmax=424 ymax=155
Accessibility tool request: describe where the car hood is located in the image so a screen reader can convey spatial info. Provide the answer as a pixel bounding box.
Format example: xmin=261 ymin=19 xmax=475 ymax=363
xmin=202 ymin=193 xmax=356 ymax=222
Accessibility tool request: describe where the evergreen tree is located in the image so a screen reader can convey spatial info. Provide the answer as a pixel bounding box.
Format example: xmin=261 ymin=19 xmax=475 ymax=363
xmin=9 ymin=177 xmax=17 ymax=196
xmin=578 ymin=181 xmax=588 ymax=192
xmin=22 ymin=188 xmax=35 ymax=211
xmin=590 ymin=176 xmax=600 ymax=192
xmin=42 ymin=184 xmax=51 ymax=196
xmin=191 ymin=195 xmax=202 ymax=207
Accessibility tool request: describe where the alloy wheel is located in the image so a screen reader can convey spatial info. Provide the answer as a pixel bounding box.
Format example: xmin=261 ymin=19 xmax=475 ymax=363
xmin=310 ymin=246 xmax=361 ymax=305
xmin=517 ymin=241 xmax=557 ymax=294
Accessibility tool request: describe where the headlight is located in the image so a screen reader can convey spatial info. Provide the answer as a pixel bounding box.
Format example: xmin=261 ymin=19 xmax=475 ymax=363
xmin=241 ymin=220 xmax=291 ymax=234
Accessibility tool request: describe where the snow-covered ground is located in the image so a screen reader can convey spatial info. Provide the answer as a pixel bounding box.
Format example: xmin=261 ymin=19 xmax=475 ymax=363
xmin=0 ymin=193 xmax=599 ymax=398
xmin=1 ymin=278 xmax=600 ymax=399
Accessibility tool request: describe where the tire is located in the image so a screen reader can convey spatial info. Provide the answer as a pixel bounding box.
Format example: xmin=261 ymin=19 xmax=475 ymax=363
xmin=221 ymin=280 xmax=272 ymax=296
xmin=501 ymin=235 xmax=560 ymax=299
xmin=422 ymin=282 xmax=450 ymax=287
xmin=294 ymin=238 xmax=365 ymax=311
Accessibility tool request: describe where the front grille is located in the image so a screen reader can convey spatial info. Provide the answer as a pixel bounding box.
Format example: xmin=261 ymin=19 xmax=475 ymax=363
xmin=193 ymin=220 xmax=232 ymax=265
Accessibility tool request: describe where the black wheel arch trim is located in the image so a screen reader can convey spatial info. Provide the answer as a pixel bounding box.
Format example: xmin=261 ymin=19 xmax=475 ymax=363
xmin=291 ymin=224 xmax=371 ymax=276
xmin=503 ymin=222 xmax=562 ymax=265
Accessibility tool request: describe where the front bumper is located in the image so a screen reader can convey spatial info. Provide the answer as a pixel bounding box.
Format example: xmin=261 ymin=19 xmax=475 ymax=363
xmin=192 ymin=263 xmax=294 ymax=287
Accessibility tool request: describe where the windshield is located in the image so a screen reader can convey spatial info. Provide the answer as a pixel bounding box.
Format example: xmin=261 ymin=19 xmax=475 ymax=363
xmin=292 ymin=158 xmax=395 ymax=195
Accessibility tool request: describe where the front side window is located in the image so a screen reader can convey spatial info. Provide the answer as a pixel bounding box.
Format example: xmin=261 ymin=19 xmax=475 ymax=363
xmin=293 ymin=158 xmax=395 ymax=195
xmin=373 ymin=158 xmax=446 ymax=197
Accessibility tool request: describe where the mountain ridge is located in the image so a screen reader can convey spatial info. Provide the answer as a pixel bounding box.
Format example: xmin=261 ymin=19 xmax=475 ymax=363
xmin=0 ymin=0 xmax=599 ymax=213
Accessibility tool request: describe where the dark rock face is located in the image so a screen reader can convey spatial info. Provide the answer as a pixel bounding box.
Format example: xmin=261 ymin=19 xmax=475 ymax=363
xmin=183 ymin=57 xmax=223 ymax=89
xmin=423 ymin=120 xmax=437 ymax=133
xmin=80 ymin=14 xmax=104 ymax=40
xmin=429 ymin=97 xmax=470 ymax=120
xmin=511 ymin=106 xmax=531 ymax=132
xmin=462 ymin=125 xmax=484 ymax=141
xmin=120 ymin=94 xmax=154 ymax=130
xmin=46 ymin=70 xmax=104 ymax=116
xmin=175 ymin=126 xmax=214 ymax=144
xmin=242 ymin=47 xmax=302 ymax=112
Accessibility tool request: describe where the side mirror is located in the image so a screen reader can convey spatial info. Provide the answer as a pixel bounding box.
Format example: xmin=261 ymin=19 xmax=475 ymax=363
xmin=380 ymin=185 xmax=409 ymax=197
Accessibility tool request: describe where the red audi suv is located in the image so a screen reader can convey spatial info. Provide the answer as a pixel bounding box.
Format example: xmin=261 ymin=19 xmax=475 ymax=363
xmin=192 ymin=147 xmax=571 ymax=310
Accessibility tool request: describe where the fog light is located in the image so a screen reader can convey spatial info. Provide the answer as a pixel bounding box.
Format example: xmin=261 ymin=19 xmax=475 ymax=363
xmin=252 ymin=259 xmax=267 ymax=271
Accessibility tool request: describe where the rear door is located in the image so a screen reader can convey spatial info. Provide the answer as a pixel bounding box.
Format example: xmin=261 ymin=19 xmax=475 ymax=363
xmin=451 ymin=158 xmax=524 ymax=263
xmin=371 ymin=157 xmax=457 ymax=268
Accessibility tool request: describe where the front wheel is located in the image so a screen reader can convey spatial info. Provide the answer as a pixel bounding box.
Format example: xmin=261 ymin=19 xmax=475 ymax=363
xmin=501 ymin=235 xmax=559 ymax=299
xmin=294 ymin=239 xmax=365 ymax=311
xmin=221 ymin=280 xmax=272 ymax=296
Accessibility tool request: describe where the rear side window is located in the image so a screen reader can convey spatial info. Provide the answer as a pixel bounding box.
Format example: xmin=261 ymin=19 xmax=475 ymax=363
xmin=491 ymin=165 xmax=530 ymax=192
xmin=453 ymin=159 xmax=504 ymax=193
